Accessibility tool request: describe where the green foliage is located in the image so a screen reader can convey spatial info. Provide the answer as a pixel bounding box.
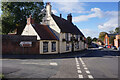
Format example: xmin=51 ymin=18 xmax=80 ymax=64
xmin=0 ymin=74 xmax=4 ymax=79
xmin=92 ymin=37 xmax=98 ymax=42
xmin=109 ymin=36 xmax=115 ymax=44
xmin=1 ymin=2 xmax=45 ymax=34
xmin=99 ymin=32 xmax=107 ymax=42
xmin=114 ymin=27 xmax=119 ymax=34
xmin=86 ymin=36 xmax=92 ymax=45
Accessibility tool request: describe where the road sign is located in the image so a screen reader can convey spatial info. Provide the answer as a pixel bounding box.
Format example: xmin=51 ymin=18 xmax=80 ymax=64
xmin=20 ymin=41 xmax=32 ymax=47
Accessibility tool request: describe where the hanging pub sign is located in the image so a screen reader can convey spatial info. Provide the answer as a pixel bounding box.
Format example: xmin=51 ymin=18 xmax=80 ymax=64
xmin=20 ymin=41 xmax=32 ymax=47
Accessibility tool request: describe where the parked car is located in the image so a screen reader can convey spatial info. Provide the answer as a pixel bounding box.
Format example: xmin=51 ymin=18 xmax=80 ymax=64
xmin=111 ymin=46 xmax=117 ymax=50
xmin=99 ymin=46 xmax=103 ymax=49
xmin=104 ymin=45 xmax=108 ymax=48
xmin=107 ymin=45 xmax=111 ymax=48
xmin=118 ymin=47 xmax=120 ymax=51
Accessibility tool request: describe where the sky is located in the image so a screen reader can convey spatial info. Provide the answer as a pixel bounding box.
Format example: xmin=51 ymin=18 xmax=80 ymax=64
xmin=50 ymin=1 xmax=118 ymax=38
xmin=0 ymin=0 xmax=119 ymax=38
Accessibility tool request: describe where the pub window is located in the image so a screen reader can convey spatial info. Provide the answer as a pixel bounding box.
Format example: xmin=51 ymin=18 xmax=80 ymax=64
xmin=52 ymin=42 xmax=56 ymax=52
xmin=65 ymin=33 xmax=69 ymax=41
xmin=66 ymin=43 xmax=69 ymax=51
xmin=76 ymin=35 xmax=78 ymax=40
xmin=80 ymin=37 xmax=82 ymax=40
xmin=76 ymin=42 xmax=79 ymax=49
xmin=43 ymin=42 xmax=48 ymax=52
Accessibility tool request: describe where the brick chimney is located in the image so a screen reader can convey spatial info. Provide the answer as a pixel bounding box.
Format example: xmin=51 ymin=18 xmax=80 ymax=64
xmin=27 ymin=15 xmax=34 ymax=25
xmin=67 ymin=13 xmax=72 ymax=22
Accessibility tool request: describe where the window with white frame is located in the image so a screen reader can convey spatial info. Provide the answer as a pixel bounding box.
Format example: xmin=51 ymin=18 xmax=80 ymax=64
xmin=76 ymin=42 xmax=79 ymax=49
xmin=80 ymin=36 xmax=82 ymax=40
xmin=51 ymin=42 xmax=56 ymax=52
xmin=65 ymin=33 xmax=69 ymax=41
xmin=76 ymin=35 xmax=78 ymax=40
xmin=66 ymin=43 xmax=69 ymax=51
xmin=43 ymin=42 xmax=48 ymax=52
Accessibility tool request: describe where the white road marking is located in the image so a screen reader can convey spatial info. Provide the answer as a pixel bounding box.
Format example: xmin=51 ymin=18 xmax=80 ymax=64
xmin=79 ymin=57 xmax=94 ymax=79
xmin=21 ymin=62 xmax=39 ymax=64
xmin=50 ymin=62 xmax=58 ymax=66
xmin=83 ymin=64 xmax=86 ymax=67
xmin=88 ymin=75 xmax=94 ymax=79
xmin=77 ymin=67 xmax=80 ymax=69
xmin=78 ymin=70 xmax=82 ymax=73
xmin=81 ymin=62 xmax=85 ymax=65
xmin=78 ymin=75 xmax=83 ymax=78
xmin=84 ymin=67 xmax=88 ymax=70
xmin=77 ymin=64 xmax=79 ymax=67
xmin=86 ymin=70 xmax=90 ymax=74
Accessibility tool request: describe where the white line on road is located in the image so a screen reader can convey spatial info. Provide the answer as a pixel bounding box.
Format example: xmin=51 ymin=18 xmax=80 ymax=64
xmin=86 ymin=70 xmax=90 ymax=74
xmin=21 ymin=62 xmax=39 ymax=64
xmin=77 ymin=67 xmax=80 ymax=69
xmin=77 ymin=64 xmax=79 ymax=67
xmin=88 ymin=75 xmax=94 ymax=79
xmin=84 ymin=67 xmax=88 ymax=70
xmin=83 ymin=64 xmax=86 ymax=67
xmin=79 ymin=57 xmax=94 ymax=79
xmin=50 ymin=62 xmax=58 ymax=66
xmin=78 ymin=75 xmax=83 ymax=78
xmin=78 ymin=70 xmax=82 ymax=73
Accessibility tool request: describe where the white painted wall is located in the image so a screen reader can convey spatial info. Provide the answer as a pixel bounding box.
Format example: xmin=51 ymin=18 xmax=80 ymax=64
xmin=40 ymin=40 xmax=58 ymax=54
xmin=21 ymin=24 xmax=40 ymax=40
xmin=49 ymin=16 xmax=61 ymax=37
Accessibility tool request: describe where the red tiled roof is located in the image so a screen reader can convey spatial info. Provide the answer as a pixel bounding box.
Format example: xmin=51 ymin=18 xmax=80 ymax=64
xmin=32 ymin=24 xmax=58 ymax=40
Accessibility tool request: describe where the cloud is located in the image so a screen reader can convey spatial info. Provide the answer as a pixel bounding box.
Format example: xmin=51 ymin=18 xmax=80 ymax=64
xmin=73 ymin=8 xmax=103 ymax=22
xmin=52 ymin=1 xmax=85 ymax=13
xmin=72 ymin=7 xmax=118 ymax=32
xmin=98 ymin=11 xmax=118 ymax=32
xmin=52 ymin=10 xmax=58 ymax=14
xmin=80 ymin=29 xmax=99 ymax=38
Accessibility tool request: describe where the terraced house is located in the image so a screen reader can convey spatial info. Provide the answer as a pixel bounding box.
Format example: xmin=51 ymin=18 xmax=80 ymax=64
xmin=21 ymin=2 xmax=87 ymax=54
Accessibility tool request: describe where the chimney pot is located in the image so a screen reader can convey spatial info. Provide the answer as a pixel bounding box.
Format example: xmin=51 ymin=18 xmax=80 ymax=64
xmin=60 ymin=14 xmax=62 ymax=18
xmin=67 ymin=13 xmax=72 ymax=22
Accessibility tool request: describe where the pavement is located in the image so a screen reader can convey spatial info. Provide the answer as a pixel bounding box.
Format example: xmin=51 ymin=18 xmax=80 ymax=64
xmin=1 ymin=48 xmax=120 ymax=80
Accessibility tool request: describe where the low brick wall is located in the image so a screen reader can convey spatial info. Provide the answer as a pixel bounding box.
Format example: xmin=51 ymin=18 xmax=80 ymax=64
xmin=2 ymin=35 xmax=40 ymax=54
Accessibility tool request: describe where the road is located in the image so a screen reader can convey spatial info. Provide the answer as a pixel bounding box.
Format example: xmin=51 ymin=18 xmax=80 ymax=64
xmin=1 ymin=49 xmax=119 ymax=79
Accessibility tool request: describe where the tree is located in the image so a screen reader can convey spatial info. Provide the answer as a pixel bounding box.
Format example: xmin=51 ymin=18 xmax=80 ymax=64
xmin=86 ymin=36 xmax=92 ymax=45
xmin=2 ymin=2 xmax=45 ymax=34
xmin=109 ymin=36 xmax=115 ymax=45
xmin=114 ymin=27 xmax=119 ymax=34
xmin=92 ymin=37 xmax=98 ymax=42
xmin=99 ymin=32 xmax=107 ymax=42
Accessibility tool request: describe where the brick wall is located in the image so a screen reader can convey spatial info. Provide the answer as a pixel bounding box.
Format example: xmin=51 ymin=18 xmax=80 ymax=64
xmin=2 ymin=35 xmax=40 ymax=54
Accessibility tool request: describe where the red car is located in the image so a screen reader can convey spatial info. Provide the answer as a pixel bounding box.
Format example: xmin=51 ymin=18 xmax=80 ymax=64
xmin=107 ymin=45 xmax=111 ymax=48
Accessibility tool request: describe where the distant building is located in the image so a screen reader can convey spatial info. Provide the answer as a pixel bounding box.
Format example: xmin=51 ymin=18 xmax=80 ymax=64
xmin=114 ymin=35 xmax=120 ymax=48
xmin=104 ymin=33 xmax=117 ymax=46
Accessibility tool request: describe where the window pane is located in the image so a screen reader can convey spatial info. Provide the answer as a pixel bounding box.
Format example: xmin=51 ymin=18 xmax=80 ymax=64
xmin=52 ymin=42 xmax=56 ymax=52
xmin=66 ymin=43 xmax=69 ymax=51
xmin=65 ymin=33 xmax=68 ymax=41
xmin=43 ymin=42 xmax=48 ymax=52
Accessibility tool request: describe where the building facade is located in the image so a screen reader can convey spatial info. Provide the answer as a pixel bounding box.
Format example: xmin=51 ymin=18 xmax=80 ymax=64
xmin=21 ymin=2 xmax=87 ymax=54
xmin=114 ymin=35 xmax=120 ymax=49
